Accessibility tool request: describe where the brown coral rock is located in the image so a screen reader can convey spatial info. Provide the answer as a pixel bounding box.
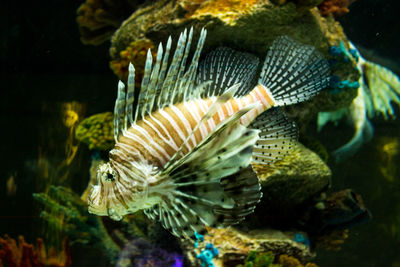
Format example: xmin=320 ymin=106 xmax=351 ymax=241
xmin=77 ymin=0 xmax=143 ymax=45
xmin=184 ymin=227 xmax=314 ymax=267
xmin=109 ymin=0 xmax=359 ymax=122
xmin=110 ymin=0 xmax=346 ymax=60
xmin=318 ymin=0 xmax=356 ymax=17
xmin=254 ymin=142 xmax=331 ymax=209
xmin=110 ymin=39 xmax=155 ymax=83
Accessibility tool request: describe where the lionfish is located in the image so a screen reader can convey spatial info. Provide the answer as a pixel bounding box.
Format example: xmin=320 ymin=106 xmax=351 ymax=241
xmin=88 ymin=28 xmax=330 ymax=239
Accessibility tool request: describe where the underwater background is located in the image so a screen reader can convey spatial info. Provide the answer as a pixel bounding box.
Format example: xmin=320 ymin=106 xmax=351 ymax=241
xmin=1 ymin=0 xmax=400 ymax=266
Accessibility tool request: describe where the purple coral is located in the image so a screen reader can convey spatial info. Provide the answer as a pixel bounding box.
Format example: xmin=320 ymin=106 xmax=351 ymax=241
xmin=116 ymin=238 xmax=183 ymax=267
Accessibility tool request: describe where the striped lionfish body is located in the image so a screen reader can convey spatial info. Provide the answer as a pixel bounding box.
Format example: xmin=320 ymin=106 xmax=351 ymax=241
xmin=88 ymin=28 xmax=330 ymax=239
xmin=114 ymin=88 xmax=272 ymax=168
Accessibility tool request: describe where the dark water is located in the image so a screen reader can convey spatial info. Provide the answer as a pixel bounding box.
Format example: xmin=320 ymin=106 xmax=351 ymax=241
xmin=1 ymin=0 xmax=400 ymax=266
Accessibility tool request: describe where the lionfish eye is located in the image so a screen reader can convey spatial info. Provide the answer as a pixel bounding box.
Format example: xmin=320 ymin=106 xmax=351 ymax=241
xmin=106 ymin=173 xmax=115 ymax=182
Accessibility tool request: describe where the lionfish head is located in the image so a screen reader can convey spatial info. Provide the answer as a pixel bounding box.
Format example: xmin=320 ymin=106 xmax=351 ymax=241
xmin=87 ymin=161 xmax=146 ymax=221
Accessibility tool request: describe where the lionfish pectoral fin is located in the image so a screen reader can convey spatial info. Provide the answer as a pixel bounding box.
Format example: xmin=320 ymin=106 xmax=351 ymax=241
xmin=197 ymin=47 xmax=260 ymax=97
xmin=151 ymin=106 xmax=261 ymax=240
xmin=258 ymin=36 xmax=330 ymax=106
xmin=165 ymin=83 xmax=242 ymax=167
xmin=249 ymin=108 xmax=298 ymax=172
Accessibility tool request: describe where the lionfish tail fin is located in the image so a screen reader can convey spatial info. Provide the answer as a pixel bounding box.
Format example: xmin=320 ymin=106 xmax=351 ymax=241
xmin=150 ymin=106 xmax=260 ymax=239
xmin=258 ymin=36 xmax=330 ymax=106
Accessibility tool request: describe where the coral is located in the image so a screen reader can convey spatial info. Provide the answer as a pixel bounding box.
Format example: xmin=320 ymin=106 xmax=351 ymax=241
xmin=278 ymin=254 xmax=318 ymax=267
xmin=376 ymin=137 xmax=399 ymax=183
xmin=116 ymin=238 xmax=183 ymax=267
xmin=185 ymin=0 xmax=259 ymax=21
xmin=109 ymin=39 xmax=155 ymax=83
xmin=75 ymin=112 xmax=114 ymax=150
xmin=0 ymin=235 xmax=71 ymax=267
xmin=329 ymin=76 xmax=359 ymax=95
xmin=293 ymin=234 xmax=310 ymax=247
xmin=182 ymin=227 xmax=315 ymax=267
xmin=318 ymin=0 xmax=356 ymax=17
xmin=33 ymin=186 xmax=121 ymax=263
xmin=33 ymin=186 xmax=159 ymax=265
xmin=363 ymin=60 xmax=400 ymax=120
xmin=197 ymin=243 xmax=219 ymax=267
xmin=236 ymin=251 xmax=318 ymax=267
xmin=249 ymin=142 xmax=331 ymax=225
xmin=330 ymin=85 xmax=374 ymax=163
xmin=61 ymin=102 xmax=84 ymax=167
xmin=318 ymin=40 xmax=400 ymax=162
xmin=314 ymin=229 xmax=349 ymax=251
xmin=108 ymin=0 xmax=361 ymax=125
xmin=238 ymin=250 xmax=279 ymax=267
xmin=300 ymin=137 xmax=329 ymax=162
xmin=76 ymin=0 xmax=141 ymax=45
xmin=194 ymin=232 xmax=205 ymax=248
xmin=110 ymin=0 xmax=345 ymax=61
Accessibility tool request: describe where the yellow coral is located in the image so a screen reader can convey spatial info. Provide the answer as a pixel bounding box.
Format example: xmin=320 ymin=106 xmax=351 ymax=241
xmin=377 ymin=137 xmax=399 ymax=182
xmin=75 ymin=112 xmax=114 ymax=150
xmin=187 ymin=0 xmax=259 ymax=22
xmin=110 ymin=39 xmax=155 ymax=84
xmin=279 ymin=254 xmax=318 ymax=267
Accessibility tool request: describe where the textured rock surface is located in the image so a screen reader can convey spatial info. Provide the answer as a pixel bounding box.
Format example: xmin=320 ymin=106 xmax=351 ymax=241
xmin=109 ymin=0 xmax=359 ymax=126
xmin=249 ymin=142 xmax=331 ymax=226
xmin=181 ymin=142 xmax=330 ymax=266
xmin=184 ymin=227 xmax=314 ymax=267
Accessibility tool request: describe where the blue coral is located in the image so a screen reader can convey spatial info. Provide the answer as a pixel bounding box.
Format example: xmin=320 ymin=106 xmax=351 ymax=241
xmin=329 ymin=76 xmax=360 ymax=95
xmin=294 ymin=233 xmax=310 ymax=247
xmin=329 ymin=42 xmax=353 ymax=62
xmin=197 ymin=243 xmax=219 ymax=267
xmin=194 ymin=231 xmax=205 ymax=248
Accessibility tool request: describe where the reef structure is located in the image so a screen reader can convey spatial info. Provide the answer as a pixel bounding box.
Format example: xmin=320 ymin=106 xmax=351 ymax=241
xmin=318 ymin=0 xmax=356 ymax=17
xmin=75 ymin=112 xmax=114 ymax=151
xmin=318 ymin=41 xmax=400 ymax=162
xmin=0 ymin=235 xmax=71 ymax=267
xmin=70 ymin=0 xmax=376 ymax=265
xmin=76 ymin=0 xmax=144 ymax=45
xmin=107 ymin=0 xmax=359 ymax=124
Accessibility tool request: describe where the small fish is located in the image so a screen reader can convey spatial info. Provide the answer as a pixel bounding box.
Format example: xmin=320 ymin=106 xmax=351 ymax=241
xmin=88 ymin=28 xmax=330 ymax=239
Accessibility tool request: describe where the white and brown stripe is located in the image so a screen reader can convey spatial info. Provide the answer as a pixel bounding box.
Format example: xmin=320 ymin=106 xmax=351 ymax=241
xmin=112 ymin=84 xmax=275 ymax=169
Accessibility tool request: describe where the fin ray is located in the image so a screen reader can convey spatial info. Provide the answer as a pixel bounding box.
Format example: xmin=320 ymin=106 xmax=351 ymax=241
xmin=147 ymin=107 xmax=262 ymax=239
xmin=249 ymin=108 xmax=298 ymax=166
xmin=197 ymin=47 xmax=260 ymax=97
xmin=258 ymin=36 xmax=330 ymax=106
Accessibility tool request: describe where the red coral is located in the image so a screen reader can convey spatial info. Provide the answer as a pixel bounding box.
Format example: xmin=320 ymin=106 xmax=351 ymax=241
xmin=318 ymin=0 xmax=356 ymax=17
xmin=0 ymin=235 xmax=71 ymax=267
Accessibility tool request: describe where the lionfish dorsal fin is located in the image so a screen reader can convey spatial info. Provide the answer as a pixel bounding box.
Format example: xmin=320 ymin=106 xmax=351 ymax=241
xmin=138 ymin=28 xmax=206 ymax=119
xmin=112 ymin=28 xmax=207 ymax=140
xmin=148 ymin=106 xmax=260 ymax=239
xmin=197 ymin=47 xmax=260 ymax=97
